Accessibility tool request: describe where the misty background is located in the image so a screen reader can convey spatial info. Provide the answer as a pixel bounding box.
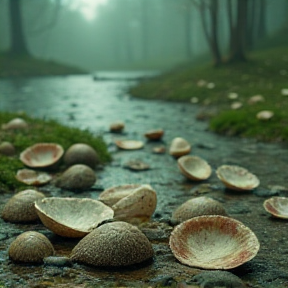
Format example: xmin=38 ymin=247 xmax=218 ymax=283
xmin=0 ymin=0 xmax=287 ymax=72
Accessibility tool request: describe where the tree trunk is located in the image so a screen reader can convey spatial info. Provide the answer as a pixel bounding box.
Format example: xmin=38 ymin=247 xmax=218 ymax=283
xmin=8 ymin=0 xmax=29 ymax=56
xmin=246 ymin=0 xmax=256 ymax=50
xmin=257 ymin=0 xmax=267 ymax=40
xmin=185 ymin=4 xmax=193 ymax=59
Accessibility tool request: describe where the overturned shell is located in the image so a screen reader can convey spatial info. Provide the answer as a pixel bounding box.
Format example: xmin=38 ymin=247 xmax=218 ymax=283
xmin=0 ymin=141 xmax=16 ymax=156
xmin=256 ymin=110 xmax=274 ymax=120
xmin=178 ymin=155 xmax=212 ymax=181
xmin=216 ymin=165 xmax=260 ymax=191
xmin=55 ymin=164 xmax=96 ymax=191
xmin=169 ymin=215 xmax=260 ymax=270
xmin=115 ymin=140 xmax=144 ymax=150
xmin=2 ymin=118 xmax=28 ymax=130
xmin=20 ymin=143 xmax=64 ymax=168
xmin=70 ymin=221 xmax=154 ymax=266
xmin=98 ymin=184 xmax=146 ymax=206
xmin=144 ymin=129 xmax=164 ymax=140
xmin=263 ymin=197 xmax=288 ymax=219
xmin=171 ymin=196 xmax=227 ymax=225
xmin=8 ymin=231 xmax=54 ymax=263
xmin=16 ymin=169 xmax=52 ymax=186
xmin=112 ymin=185 xmax=157 ymax=224
xmin=169 ymin=137 xmax=191 ymax=157
xmin=109 ymin=122 xmax=125 ymax=133
xmin=35 ymin=197 xmax=114 ymax=238
xmin=1 ymin=189 xmax=45 ymax=223
xmin=63 ymin=143 xmax=99 ymax=169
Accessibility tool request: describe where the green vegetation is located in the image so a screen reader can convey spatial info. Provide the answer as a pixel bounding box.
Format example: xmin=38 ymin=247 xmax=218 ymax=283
xmin=0 ymin=112 xmax=111 ymax=192
xmin=0 ymin=52 xmax=86 ymax=77
xmin=130 ymin=45 xmax=288 ymax=142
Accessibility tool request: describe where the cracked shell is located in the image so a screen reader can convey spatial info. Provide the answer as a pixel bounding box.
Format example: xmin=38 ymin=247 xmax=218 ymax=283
xmin=35 ymin=197 xmax=114 ymax=238
xmin=70 ymin=221 xmax=154 ymax=266
xmin=216 ymin=165 xmax=260 ymax=191
xmin=8 ymin=231 xmax=54 ymax=263
xmin=169 ymin=215 xmax=260 ymax=270
xmin=16 ymin=168 xmax=52 ymax=186
xmin=263 ymin=197 xmax=288 ymax=219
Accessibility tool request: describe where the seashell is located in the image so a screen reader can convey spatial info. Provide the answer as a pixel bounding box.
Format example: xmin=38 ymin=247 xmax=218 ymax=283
xmin=8 ymin=231 xmax=54 ymax=263
xmin=256 ymin=110 xmax=274 ymax=120
xmin=1 ymin=189 xmax=45 ymax=223
xmin=0 ymin=141 xmax=16 ymax=156
xmin=177 ymin=155 xmax=211 ymax=181
xmin=230 ymin=101 xmax=242 ymax=110
xmin=109 ymin=121 xmax=125 ymax=133
xmin=216 ymin=165 xmax=260 ymax=191
xmin=63 ymin=143 xmax=99 ymax=169
xmin=70 ymin=221 xmax=154 ymax=266
xmin=111 ymin=185 xmax=157 ymax=224
xmin=169 ymin=215 xmax=260 ymax=270
xmin=123 ymin=160 xmax=150 ymax=171
xmin=98 ymin=183 xmax=146 ymax=206
xmin=35 ymin=197 xmax=114 ymax=238
xmin=55 ymin=164 xmax=96 ymax=191
xmin=263 ymin=197 xmax=288 ymax=219
xmin=144 ymin=129 xmax=164 ymax=140
xmin=228 ymin=92 xmax=238 ymax=99
xmin=169 ymin=137 xmax=191 ymax=158
xmin=152 ymin=145 xmax=166 ymax=154
xmin=20 ymin=143 xmax=64 ymax=168
xmin=281 ymin=88 xmax=288 ymax=96
xmin=171 ymin=196 xmax=227 ymax=225
xmin=1 ymin=118 xmax=28 ymax=130
xmin=16 ymin=168 xmax=52 ymax=186
xmin=115 ymin=140 xmax=144 ymax=150
xmin=248 ymin=95 xmax=265 ymax=104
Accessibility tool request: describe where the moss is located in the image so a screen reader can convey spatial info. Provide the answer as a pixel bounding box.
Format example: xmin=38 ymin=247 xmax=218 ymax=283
xmin=130 ymin=46 xmax=288 ymax=143
xmin=0 ymin=112 xmax=111 ymax=192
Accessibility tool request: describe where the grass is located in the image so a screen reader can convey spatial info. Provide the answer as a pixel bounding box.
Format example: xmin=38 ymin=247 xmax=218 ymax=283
xmin=0 ymin=112 xmax=111 ymax=193
xmin=130 ymin=45 xmax=288 ymax=142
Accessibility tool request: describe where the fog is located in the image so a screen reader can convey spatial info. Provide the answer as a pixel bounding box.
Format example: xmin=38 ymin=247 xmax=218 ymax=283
xmin=0 ymin=0 xmax=287 ymax=72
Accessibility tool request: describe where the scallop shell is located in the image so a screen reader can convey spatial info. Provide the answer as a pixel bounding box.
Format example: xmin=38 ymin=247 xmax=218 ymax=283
xmin=70 ymin=221 xmax=154 ymax=267
xmin=216 ymin=165 xmax=260 ymax=191
xmin=35 ymin=197 xmax=114 ymax=238
xmin=177 ymin=155 xmax=212 ymax=181
xmin=63 ymin=143 xmax=99 ymax=169
xmin=169 ymin=215 xmax=260 ymax=270
xmin=263 ymin=197 xmax=288 ymax=219
xmin=20 ymin=143 xmax=64 ymax=168
xmin=1 ymin=118 xmax=28 ymax=130
xmin=16 ymin=168 xmax=52 ymax=186
xmin=8 ymin=231 xmax=54 ymax=263
xmin=115 ymin=140 xmax=144 ymax=150
xmin=144 ymin=129 xmax=164 ymax=140
xmin=169 ymin=137 xmax=191 ymax=157
xmin=1 ymin=189 xmax=45 ymax=223
xmin=171 ymin=196 xmax=227 ymax=225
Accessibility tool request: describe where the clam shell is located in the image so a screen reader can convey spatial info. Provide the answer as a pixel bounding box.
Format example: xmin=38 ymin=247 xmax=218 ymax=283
xmin=169 ymin=215 xmax=260 ymax=270
xmin=20 ymin=143 xmax=64 ymax=168
xmin=70 ymin=221 xmax=154 ymax=266
xmin=35 ymin=197 xmax=114 ymax=238
xmin=177 ymin=155 xmax=212 ymax=181
xmin=263 ymin=197 xmax=288 ymax=219
xmin=1 ymin=189 xmax=45 ymax=223
xmin=144 ymin=129 xmax=164 ymax=140
xmin=63 ymin=143 xmax=99 ymax=169
xmin=16 ymin=168 xmax=52 ymax=186
xmin=216 ymin=165 xmax=260 ymax=191
xmin=169 ymin=137 xmax=191 ymax=157
xmin=115 ymin=140 xmax=144 ymax=150
xmin=98 ymin=184 xmax=147 ymax=206
xmin=171 ymin=196 xmax=227 ymax=225
xmin=8 ymin=231 xmax=54 ymax=263
xmin=2 ymin=118 xmax=28 ymax=130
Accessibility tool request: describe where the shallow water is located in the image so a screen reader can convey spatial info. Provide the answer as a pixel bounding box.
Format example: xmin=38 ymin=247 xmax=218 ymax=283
xmin=1 ymin=74 xmax=288 ymax=287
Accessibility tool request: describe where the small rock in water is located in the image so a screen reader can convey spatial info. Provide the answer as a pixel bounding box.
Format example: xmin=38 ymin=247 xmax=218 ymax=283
xmin=43 ymin=256 xmax=73 ymax=267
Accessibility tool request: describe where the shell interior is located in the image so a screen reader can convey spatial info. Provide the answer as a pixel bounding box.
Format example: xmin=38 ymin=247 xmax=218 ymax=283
xmin=263 ymin=197 xmax=288 ymax=219
xmin=169 ymin=215 xmax=260 ymax=270
xmin=16 ymin=169 xmax=52 ymax=185
xmin=169 ymin=137 xmax=191 ymax=157
xmin=115 ymin=140 xmax=144 ymax=150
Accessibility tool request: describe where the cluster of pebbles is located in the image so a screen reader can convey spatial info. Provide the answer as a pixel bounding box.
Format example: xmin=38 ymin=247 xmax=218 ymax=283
xmin=1 ymin=117 xmax=288 ymax=286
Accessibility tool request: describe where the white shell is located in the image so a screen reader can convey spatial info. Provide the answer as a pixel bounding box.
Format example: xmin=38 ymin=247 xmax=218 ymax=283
xmin=216 ymin=165 xmax=260 ymax=191
xmin=177 ymin=155 xmax=211 ymax=181
xmin=35 ymin=197 xmax=114 ymax=238
xmin=115 ymin=140 xmax=144 ymax=150
xmin=256 ymin=110 xmax=274 ymax=120
xmin=263 ymin=197 xmax=288 ymax=219
xmin=2 ymin=118 xmax=28 ymax=130
xmin=16 ymin=169 xmax=52 ymax=186
xmin=169 ymin=137 xmax=191 ymax=157
xmin=169 ymin=215 xmax=260 ymax=270
xmin=20 ymin=143 xmax=64 ymax=168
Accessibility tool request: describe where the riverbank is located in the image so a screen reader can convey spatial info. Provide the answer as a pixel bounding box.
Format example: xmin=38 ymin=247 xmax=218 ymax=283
xmin=130 ymin=45 xmax=288 ymax=143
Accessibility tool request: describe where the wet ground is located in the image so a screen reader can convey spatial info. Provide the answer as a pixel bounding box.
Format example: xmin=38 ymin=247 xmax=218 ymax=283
xmin=1 ymin=74 xmax=288 ymax=287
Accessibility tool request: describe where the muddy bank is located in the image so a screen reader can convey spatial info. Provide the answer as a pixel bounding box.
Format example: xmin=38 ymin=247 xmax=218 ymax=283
xmin=1 ymin=75 xmax=288 ymax=287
